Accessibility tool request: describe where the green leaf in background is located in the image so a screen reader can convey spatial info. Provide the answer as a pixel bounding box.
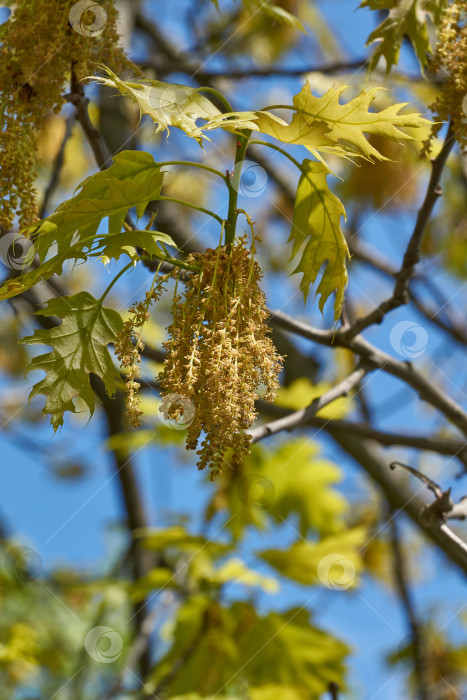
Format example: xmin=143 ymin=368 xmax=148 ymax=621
xmin=290 ymin=159 xmax=348 ymax=320
xmin=21 ymin=292 xmax=123 ymax=431
xmin=151 ymin=597 xmax=348 ymax=698
xmin=361 ymin=0 xmax=448 ymax=73
xmin=242 ymin=0 xmax=305 ymax=32
xmin=135 ymin=525 xmax=231 ymax=558
xmin=259 ymin=527 xmax=367 ymax=586
xmin=275 ymin=377 xmax=351 ymax=420
xmin=204 ymin=437 xmax=349 ymax=540
xmin=212 ymin=557 xmax=279 ymax=593
xmin=253 ymin=439 xmax=349 ymax=538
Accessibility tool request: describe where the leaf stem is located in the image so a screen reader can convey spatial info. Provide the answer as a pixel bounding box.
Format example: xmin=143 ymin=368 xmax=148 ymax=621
xmin=158 ymin=196 xmax=223 ymax=223
xmin=225 ymin=130 xmax=252 ymax=245
xmin=248 ymin=138 xmax=303 ymax=172
xmin=159 ymin=160 xmax=229 ymax=183
xmin=198 ymin=86 xmax=234 ymax=113
xmin=99 ymin=262 xmax=135 ymax=304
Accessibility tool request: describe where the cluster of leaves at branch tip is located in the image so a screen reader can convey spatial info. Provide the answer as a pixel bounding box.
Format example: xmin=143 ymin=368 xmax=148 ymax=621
xmin=159 ymin=237 xmax=283 ymax=478
xmin=13 ymin=61 xmax=432 ymax=435
xmin=0 ymin=0 xmax=137 ymax=230
xmin=93 ymin=66 xmax=430 ymax=321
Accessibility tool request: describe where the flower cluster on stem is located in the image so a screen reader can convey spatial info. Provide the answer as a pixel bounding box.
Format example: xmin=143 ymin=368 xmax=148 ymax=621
xmin=159 ymin=236 xmax=283 ymax=478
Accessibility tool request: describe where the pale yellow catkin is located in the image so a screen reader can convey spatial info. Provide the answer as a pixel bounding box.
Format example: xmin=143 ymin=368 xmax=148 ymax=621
xmin=159 ymin=239 xmax=283 ymax=478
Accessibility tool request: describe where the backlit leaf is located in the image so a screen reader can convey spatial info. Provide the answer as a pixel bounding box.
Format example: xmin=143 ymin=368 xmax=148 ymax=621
xmin=0 ymin=151 xmax=167 ymax=301
xmin=259 ymin=527 xmax=367 ymax=586
xmin=151 ymin=597 xmax=348 ymax=697
xmin=290 ymin=159 xmax=348 ymax=319
xmin=277 ymin=83 xmax=431 ymax=161
xmin=21 ymin=292 xmax=123 ymax=431
xmin=92 ymin=67 xmax=223 ymax=144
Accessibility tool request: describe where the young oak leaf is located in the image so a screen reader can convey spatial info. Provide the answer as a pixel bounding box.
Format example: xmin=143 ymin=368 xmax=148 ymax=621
xmin=21 ymin=292 xmax=123 ymax=431
xmin=0 ymin=151 xmax=166 ymax=301
xmin=91 ymin=230 xmax=178 ymax=266
xmin=93 ymin=68 xmax=284 ymax=141
xmin=254 ymin=110 xmax=335 ymax=150
xmin=290 ymin=159 xmax=348 ymax=320
xmin=281 ymin=83 xmax=432 ymax=161
xmin=92 ymin=67 xmax=223 ymax=144
xmin=32 ymin=150 xmax=165 ymax=258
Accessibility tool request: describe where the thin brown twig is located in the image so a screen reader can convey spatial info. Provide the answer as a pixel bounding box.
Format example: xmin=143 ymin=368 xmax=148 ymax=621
xmin=388 ymin=506 xmax=432 ymax=700
xmin=342 ymin=123 xmax=456 ymax=340
xmin=248 ymin=365 xmax=370 ymax=443
xmin=269 ymin=309 xmax=467 ymax=438
xmin=254 ymin=400 xmax=467 ymax=469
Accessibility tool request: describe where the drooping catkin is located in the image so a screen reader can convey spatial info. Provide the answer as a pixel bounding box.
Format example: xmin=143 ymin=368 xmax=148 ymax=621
xmin=159 ymin=238 xmax=283 ymax=478
xmin=115 ymin=277 xmax=167 ymax=427
xmin=0 ymin=0 xmax=135 ymax=229
xmin=424 ymin=0 xmax=467 ymax=153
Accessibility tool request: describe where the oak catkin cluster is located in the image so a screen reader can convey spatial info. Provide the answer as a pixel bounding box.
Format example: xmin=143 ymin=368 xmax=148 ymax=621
xmin=0 ymin=0 xmax=133 ymax=230
xmin=159 ymin=240 xmax=283 ymax=478
xmin=115 ymin=279 xmax=167 ymax=428
xmin=425 ymin=0 xmax=467 ymax=151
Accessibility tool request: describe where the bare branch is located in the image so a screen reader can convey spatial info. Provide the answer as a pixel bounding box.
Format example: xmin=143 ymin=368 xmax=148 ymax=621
xmin=255 ymin=400 xmax=467 ymax=469
xmin=348 ymin=236 xmax=467 ymax=346
xmin=39 ymin=116 xmax=74 ymax=219
xmin=249 ymin=366 xmax=369 ymax=443
xmin=388 ymin=508 xmax=433 ymax=700
xmin=342 ymin=124 xmax=456 ymax=339
xmin=65 ymin=71 xmax=113 ymax=170
xmin=328 ymin=430 xmax=467 ymax=575
xmin=269 ymin=310 xmax=467 ymax=438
